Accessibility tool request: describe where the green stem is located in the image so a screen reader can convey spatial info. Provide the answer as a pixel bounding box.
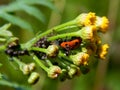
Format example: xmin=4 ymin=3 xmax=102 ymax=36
xmin=58 ymin=51 xmax=73 ymax=64
xmin=13 ymin=57 xmax=25 ymax=66
xmin=13 ymin=57 xmax=27 ymax=71
xmin=0 ymin=79 xmax=31 ymax=90
xmin=33 ymin=55 xmax=48 ymax=72
xmin=59 ymin=59 xmax=70 ymax=69
xmin=48 ymin=32 xmax=77 ymax=41
xmin=53 ymin=20 xmax=76 ymax=32
xmin=30 ymin=47 xmax=47 ymax=53
xmin=45 ymin=59 xmax=53 ymax=67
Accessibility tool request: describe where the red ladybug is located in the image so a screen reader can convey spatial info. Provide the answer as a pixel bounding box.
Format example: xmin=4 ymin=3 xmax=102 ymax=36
xmin=60 ymin=38 xmax=82 ymax=50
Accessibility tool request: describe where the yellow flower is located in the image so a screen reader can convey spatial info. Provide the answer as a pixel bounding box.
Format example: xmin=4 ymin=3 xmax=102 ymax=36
xmin=95 ymin=16 xmax=109 ymax=33
xmin=76 ymin=12 xmax=96 ymax=26
xmin=98 ymin=44 xmax=109 ymax=60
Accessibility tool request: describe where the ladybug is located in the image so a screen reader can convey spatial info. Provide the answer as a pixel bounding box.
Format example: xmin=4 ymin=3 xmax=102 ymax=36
xmin=60 ymin=38 xmax=82 ymax=50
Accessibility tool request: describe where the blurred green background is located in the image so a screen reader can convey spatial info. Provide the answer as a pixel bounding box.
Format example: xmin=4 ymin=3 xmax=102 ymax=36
xmin=0 ymin=0 xmax=120 ymax=90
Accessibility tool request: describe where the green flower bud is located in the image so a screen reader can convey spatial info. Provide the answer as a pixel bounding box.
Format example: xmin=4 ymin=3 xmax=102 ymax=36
xmin=47 ymin=45 xmax=59 ymax=57
xmin=70 ymin=52 xmax=89 ymax=66
xmin=28 ymin=72 xmax=40 ymax=85
xmin=59 ymin=69 xmax=68 ymax=81
xmin=48 ymin=66 xmax=62 ymax=79
xmin=80 ymin=66 xmax=90 ymax=74
xmin=68 ymin=65 xmax=81 ymax=78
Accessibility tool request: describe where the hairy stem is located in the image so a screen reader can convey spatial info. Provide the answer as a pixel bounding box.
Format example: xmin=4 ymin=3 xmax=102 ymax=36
xmin=33 ymin=55 xmax=48 ymax=72
xmin=48 ymin=32 xmax=77 ymax=41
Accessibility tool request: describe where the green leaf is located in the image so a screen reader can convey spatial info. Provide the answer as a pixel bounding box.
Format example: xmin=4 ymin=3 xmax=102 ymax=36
xmin=0 ymin=79 xmax=31 ymax=90
xmin=0 ymin=12 xmax=33 ymax=32
xmin=3 ymin=2 xmax=46 ymax=23
xmin=0 ymin=38 xmax=6 ymax=42
xmin=19 ymin=4 xmax=46 ymax=23
xmin=17 ymin=0 xmax=57 ymax=11
xmin=0 ymin=30 xmax=13 ymax=37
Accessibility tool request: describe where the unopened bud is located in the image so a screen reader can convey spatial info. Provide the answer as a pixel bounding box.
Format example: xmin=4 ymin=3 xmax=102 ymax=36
xmin=48 ymin=66 xmax=62 ymax=79
xmin=28 ymin=72 xmax=40 ymax=84
xmin=70 ymin=52 xmax=89 ymax=66
xmin=59 ymin=69 xmax=67 ymax=81
xmin=68 ymin=65 xmax=81 ymax=78
xmin=47 ymin=45 xmax=59 ymax=57
xmin=80 ymin=66 xmax=90 ymax=74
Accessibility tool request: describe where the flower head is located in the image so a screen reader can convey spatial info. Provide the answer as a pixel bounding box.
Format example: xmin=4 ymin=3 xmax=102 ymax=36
xmin=48 ymin=66 xmax=62 ymax=79
xmin=78 ymin=25 xmax=97 ymax=41
xmin=76 ymin=12 xmax=96 ymax=26
xmin=68 ymin=65 xmax=81 ymax=78
xmin=95 ymin=16 xmax=109 ymax=33
xmin=47 ymin=45 xmax=59 ymax=57
xmin=98 ymin=44 xmax=109 ymax=60
xmin=70 ymin=52 xmax=89 ymax=66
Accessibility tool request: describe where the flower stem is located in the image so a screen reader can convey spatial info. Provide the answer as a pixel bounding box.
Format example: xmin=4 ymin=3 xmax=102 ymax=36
xmin=12 ymin=57 xmax=26 ymax=71
xmin=13 ymin=57 xmax=25 ymax=66
xmin=33 ymin=55 xmax=48 ymax=72
xmin=58 ymin=51 xmax=73 ymax=64
xmin=45 ymin=59 xmax=53 ymax=67
xmin=48 ymin=32 xmax=77 ymax=41
xmin=53 ymin=20 xmax=76 ymax=32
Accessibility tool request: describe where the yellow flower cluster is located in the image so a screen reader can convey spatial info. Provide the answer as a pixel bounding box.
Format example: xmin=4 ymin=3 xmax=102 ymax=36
xmin=75 ymin=12 xmax=109 ymax=65
xmin=2 ymin=12 xmax=110 ymax=83
xmin=76 ymin=12 xmax=109 ymax=33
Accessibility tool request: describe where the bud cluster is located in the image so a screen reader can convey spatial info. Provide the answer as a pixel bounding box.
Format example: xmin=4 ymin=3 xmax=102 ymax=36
xmin=3 ymin=12 xmax=109 ymax=84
